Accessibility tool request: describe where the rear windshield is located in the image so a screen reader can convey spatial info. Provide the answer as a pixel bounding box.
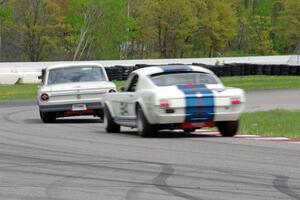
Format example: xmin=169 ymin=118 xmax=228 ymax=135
xmin=47 ymin=66 xmax=106 ymax=85
xmin=150 ymin=72 xmax=220 ymax=86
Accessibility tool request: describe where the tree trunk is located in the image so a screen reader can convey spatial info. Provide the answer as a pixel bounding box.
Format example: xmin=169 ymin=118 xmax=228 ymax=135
xmin=209 ymin=45 xmax=214 ymax=58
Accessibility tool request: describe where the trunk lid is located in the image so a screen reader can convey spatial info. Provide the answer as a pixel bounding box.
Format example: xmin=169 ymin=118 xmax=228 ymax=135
xmin=177 ymin=84 xmax=215 ymax=122
xmin=42 ymin=81 xmax=115 ymax=102
xmin=156 ymin=84 xmax=235 ymax=122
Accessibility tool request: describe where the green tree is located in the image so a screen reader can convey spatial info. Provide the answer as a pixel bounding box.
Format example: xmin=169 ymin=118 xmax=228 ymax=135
xmin=274 ymin=0 xmax=300 ymax=52
xmin=227 ymin=0 xmax=276 ymax=55
xmin=250 ymin=15 xmax=275 ymax=55
xmin=123 ymin=0 xmax=142 ymax=59
xmin=0 ymin=0 xmax=297 ymax=61
xmin=5 ymin=0 xmax=71 ymax=61
xmin=191 ymin=0 xmax=237 ymax=57
xmin=137 ymin=0 xmax=197 ymax=58
xmin=0 ymin=0 xmax=11 ymax=60
xmin=69 ymin=0 xmax=129 ymax=60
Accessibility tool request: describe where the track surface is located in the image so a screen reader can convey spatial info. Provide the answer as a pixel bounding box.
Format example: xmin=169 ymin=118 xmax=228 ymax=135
xmin=246 ymin=89 xmax=300 ymax=112
xmin=0 ymin=90 xmax=300 ymax=200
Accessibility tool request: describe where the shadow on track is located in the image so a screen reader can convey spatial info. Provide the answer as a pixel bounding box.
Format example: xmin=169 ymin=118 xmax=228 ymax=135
xmin=24 ymin=118 xmax=102 ymax=124
xmin=152 ymin=164 xmax=202 ymax=200
xmin=55 ymin=119 xmax=101 ymax=124
xmin=273 ymin=176 xmax=300 ymax=200
xmin=119 ymin=130 xmax=219 ymax=139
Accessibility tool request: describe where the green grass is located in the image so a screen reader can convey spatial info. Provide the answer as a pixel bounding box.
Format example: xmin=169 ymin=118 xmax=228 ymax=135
xmin=113 ymin=80 xmax=125 ymax=90
xmin=221 ymin=76 xmax=300 ymax=90
xmin=240 ymin=109 xmax=300 ymax=138
xmin=1 ymin=76 xmax=300 ymax=100
xmin=0 ymin=84 xmax=39 ymax=100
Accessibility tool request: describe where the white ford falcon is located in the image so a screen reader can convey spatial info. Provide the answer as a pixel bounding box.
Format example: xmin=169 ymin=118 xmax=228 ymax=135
xmin=37 ymin=63 xmax=116 ymax=123
xmin=103 ymin=65 xmax=245 ymax=137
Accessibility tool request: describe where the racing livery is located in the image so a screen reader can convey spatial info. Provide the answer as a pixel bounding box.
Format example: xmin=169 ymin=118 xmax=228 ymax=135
xmin=103 ymin=65 xmax=245 ymax=137
xmin=37 ymin=63 xmax=116 ymax=123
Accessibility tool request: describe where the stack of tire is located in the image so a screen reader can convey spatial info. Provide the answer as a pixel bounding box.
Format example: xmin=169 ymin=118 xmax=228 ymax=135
xmin=105 ymin=63 xmax=300 ymax=81
xmin=105 ymin=66 xmax=123 ymax=81
xmin=122 ymin=66 xmax=135 ymax=80
xmin=194 ymin=63 xmax=300 ymax=77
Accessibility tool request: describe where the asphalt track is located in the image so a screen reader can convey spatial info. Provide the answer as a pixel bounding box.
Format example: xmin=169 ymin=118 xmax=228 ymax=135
xmin=0 ymin=90 xmax=299 ymax=200
xmin=245 ymin=89 xmax=300 ymax=112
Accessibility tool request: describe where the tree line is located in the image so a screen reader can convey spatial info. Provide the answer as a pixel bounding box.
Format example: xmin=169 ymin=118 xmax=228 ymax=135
xmin=0 ymin=0 xmax=299 ymax=62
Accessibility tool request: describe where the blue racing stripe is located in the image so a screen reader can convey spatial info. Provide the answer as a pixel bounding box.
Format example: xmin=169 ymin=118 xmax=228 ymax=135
xmin=177 ymin=84 xmax=215 ymax=122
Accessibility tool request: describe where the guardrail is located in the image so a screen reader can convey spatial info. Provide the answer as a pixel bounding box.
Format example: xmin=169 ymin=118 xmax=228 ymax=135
xmin=0 ymin=55 xmax=298 ymax=84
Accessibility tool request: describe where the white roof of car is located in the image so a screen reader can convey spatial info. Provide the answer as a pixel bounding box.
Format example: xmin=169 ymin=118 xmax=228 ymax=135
xmin=133 ymin=65 xmax=214 ymax=76
xmin=46 ymin=63 xmax=104 ymax=70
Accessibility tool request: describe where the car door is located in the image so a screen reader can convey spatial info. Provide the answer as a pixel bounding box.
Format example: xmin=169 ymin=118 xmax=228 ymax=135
xmin=114 ymin=74 xmax=139 ymax=126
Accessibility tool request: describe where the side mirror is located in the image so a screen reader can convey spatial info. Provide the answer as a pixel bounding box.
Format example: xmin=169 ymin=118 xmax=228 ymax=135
xmin=38 ymin=75 xmax=43 ymax=80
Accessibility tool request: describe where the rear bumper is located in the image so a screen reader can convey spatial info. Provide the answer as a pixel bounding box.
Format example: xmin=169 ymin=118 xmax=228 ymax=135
xmin=39 ymin=102 xmax=103 ymax=112
xmin=148 ymin=111 xmax=242 ymax=124
xmin=157 ymin=121 xmax=217 ymax=130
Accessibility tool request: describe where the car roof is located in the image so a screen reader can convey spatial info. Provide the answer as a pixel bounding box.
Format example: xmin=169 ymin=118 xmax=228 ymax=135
xmin=46 ymin=63 xmax=104 ymax=70
xmin=133 ymin=65 xmax=214 ymax=76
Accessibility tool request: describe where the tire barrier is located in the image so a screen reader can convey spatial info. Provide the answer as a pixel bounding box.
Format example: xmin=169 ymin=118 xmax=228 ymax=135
xmin=104 ymin=63 xmax=300 ymax=81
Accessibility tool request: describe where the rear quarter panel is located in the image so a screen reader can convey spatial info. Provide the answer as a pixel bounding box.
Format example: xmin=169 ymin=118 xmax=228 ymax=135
xmin=213 ymin=87 xmax=245 ymax=121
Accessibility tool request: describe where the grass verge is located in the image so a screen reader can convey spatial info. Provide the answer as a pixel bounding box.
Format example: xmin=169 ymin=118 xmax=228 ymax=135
xmin=240 ymin=109 xmax=300 ymax=139
xmin=0 ymin=84 xmax=38 ymax=100
xmin=221 ymin=75 xmax=300 ymax=90
xmin=113 ymin=80 xmax=125 ymax=90
xmin=1 ymin=76 xmax=300 ymax=100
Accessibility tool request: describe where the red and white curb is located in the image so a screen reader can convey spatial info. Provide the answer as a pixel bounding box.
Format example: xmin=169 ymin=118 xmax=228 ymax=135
xmin=192 ymin=130 xmax=300 ymax=144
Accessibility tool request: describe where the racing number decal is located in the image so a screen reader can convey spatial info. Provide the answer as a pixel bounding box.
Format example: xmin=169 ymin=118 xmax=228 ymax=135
xmin=120 ymin=102 xmax=129 ymax=116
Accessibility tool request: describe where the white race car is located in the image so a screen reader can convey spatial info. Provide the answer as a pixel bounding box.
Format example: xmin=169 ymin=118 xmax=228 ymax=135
xmin=38 ymin=63 xmax=116 ymax=123
xmin=103 ymin=65 xmax=245 ymax=137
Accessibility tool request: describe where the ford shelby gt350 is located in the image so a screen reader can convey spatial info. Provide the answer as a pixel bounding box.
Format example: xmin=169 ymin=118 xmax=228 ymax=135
xmin=103 ymin=65 xmax=245 ymax=137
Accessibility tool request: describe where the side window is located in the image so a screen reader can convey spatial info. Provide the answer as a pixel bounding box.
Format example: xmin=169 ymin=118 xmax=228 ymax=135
xmin=127 ymin=75 xmax=139 ymax=92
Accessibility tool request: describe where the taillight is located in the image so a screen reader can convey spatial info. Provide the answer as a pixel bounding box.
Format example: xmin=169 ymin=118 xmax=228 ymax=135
xmin=40 ymin=93 xmax=49 ymax=101
xmin=231 ymin=98 xmax=241 ymax=105
xmin=108 ymin=89 xmax=116 ymax=93
xmin=160 ymin=101 xmax=170 ymax=108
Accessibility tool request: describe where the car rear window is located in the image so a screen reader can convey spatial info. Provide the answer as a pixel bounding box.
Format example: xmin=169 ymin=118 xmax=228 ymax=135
xmin=150 ymin=72 xmax=220 ymax=86
xmin=47 ymin=66 xmax=106 ymax=85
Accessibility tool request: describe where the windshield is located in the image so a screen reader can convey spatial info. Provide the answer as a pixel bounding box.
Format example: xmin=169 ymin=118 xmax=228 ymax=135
xmin=47 ymin=66 xmax=106 ymax=85
xmin=150 ymin=72 xmax=220 ymax=86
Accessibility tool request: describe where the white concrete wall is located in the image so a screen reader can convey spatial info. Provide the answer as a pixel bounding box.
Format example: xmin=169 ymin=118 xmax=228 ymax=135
xmin=0 ymin=55 xmax=292 ymax=84
xmin=0 ymin=74 xmax=20 ymax=85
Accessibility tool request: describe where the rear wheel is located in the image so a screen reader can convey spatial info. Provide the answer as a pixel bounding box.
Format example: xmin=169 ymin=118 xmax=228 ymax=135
xmin=40 ymin=111 xmax=56 ymax=123
xmin=136 ymin=106 xmax=157 ymax=137
xmin=217 ymin=121 xmax=239 ymax=137
xmin=104 ymin=105 xmax=120 ymax=133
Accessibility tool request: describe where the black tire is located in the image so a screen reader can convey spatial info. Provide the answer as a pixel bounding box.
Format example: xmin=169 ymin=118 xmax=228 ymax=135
xmin=104 ymin=105 xmax=120 ymax=133
xmin=183 ymin=128 xmax=196 ymax=133
xmin=40 ymin=111 xmax=56 ymax=123
xmin=136 ymin=106 xmax=157 ymax=137
xmin=217 ymin=120 xmax=239 ymax=137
